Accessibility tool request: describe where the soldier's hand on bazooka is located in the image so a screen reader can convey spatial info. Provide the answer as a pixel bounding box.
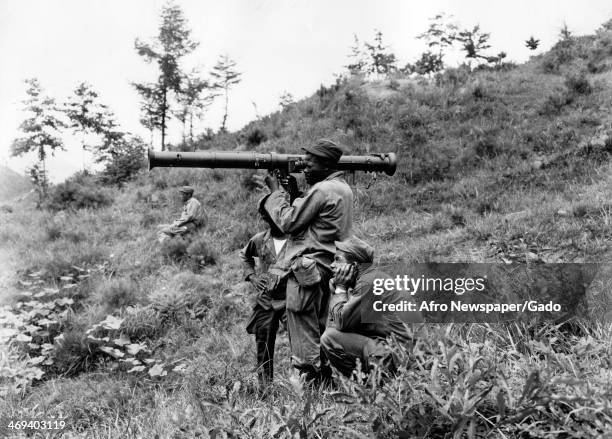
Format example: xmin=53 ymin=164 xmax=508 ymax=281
xmin=264 ymin=172 xmax=279 ymax=192
xmin=277 ymin=173 xmax=299 ymax=199
xmin=250 ymin=173 xmax=268 ymax=192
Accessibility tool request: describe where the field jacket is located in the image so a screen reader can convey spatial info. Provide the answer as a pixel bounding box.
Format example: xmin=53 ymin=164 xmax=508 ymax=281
xmin=263 ymin=171 xmax=353 ymax=271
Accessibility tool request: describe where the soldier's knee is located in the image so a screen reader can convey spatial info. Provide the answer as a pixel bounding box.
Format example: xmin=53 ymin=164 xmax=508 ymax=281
xmin=321 ymin=327 xmax=341 ymax=351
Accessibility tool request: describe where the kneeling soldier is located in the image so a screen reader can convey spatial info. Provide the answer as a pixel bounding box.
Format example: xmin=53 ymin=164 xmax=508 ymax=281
xmin=322 ymin=236 xmax=423 ymax=377
xmin=157 ymin=186 xmax=205 ymax=243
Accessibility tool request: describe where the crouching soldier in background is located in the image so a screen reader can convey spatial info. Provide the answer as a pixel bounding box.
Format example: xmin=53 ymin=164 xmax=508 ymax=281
xmin=157 ymin=186 xmax=205 ymax=243
xmin=322 ymin=236 xmax=423 ymax=378
xmin=239 ymin=199 xmax=288 ymax=391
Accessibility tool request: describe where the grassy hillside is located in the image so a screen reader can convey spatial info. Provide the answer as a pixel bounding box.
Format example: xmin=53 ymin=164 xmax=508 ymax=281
xmin=1 ymin=23 xmax=612 ymax=438
xmin=0 ymin=166 xmax=32 ymax=203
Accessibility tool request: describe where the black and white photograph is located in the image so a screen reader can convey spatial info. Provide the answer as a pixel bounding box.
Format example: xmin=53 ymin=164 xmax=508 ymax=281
xmin=1 ymin=0 xmax=611 ymax=437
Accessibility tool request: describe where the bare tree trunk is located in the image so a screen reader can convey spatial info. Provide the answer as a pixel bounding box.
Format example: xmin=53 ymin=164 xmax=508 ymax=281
xmin=82 ymin=133 xmax=86 ymax=171
xmin=161 ymin=88 xmax=167 ymax=151
xmin=189 ymin=112 xmax=195 ymax=151
xmin=221 ymin=84 xmax=228 ymax=131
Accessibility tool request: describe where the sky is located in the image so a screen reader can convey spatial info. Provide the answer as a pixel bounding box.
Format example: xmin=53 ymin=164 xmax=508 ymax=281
xmin=1 ymin=0 xmax=611 ymax=182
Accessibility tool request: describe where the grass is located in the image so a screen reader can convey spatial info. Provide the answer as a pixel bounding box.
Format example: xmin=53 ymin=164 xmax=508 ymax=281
xmin=2 ymin=24 xmax=612 ymax=438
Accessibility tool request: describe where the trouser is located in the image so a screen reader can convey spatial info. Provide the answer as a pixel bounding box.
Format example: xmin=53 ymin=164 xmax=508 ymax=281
xmin=157 ymin=222 xmax=196 ymax=243
xmin=320 ymin=328 xmax=394 ymax=377
xmin=285 ymin=267 xmax=332 ymax=380
xmin=246 ymin=305 xmax=285 ymax=386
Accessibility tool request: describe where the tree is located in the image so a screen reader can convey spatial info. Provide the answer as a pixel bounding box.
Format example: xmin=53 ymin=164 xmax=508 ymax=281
xmin=64 ymin=82 xmax=114 ymax=169
xmin=133 ymin=1 xmax=198 ymax=150
xmin=210 ymin=54 xmax=242 ymax=132
xmin=174 ymin=70 xmax=217 ymax=147
xmin=134 ymin=83 xmax=164 ymax=147
xmin=11 ymin=78 xmax=66 ymax=200
xmin=418 ymin=13 xmax=458 ymax=64
xmin=346 ymin=34 xmax=368 ymax=75
xmin=560 ymin=22 xmax=572 ymax=40
xmin=412 ymin=51 xmax=444 ymax=76
xmin=364 ymin=30 xmax=397 ymax=77
xmin=456 ymin=25 xmax=492 ymax=61
xmin=279 ymin=91 xmax=295 ymax=109
xmin=98 ymin=135 xmax=146 ymax=185
xmin=525 ymin=36 xmax=540 ymax=51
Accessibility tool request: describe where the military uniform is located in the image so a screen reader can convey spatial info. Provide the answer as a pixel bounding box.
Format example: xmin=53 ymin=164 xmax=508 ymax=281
xmin=239 ymin=230 xmax=287 ymax=386
xmin=322 ymin=238 xmax=423 ymax=377
xmin=158 ymin=187 xmax=205 ymax=243
xmin=264 ymin=169 xmax=353 ymax=378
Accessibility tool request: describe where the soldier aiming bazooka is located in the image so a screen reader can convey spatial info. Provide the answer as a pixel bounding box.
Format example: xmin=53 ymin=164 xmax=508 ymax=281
xmin=259 ymin=139 xmax=353 ymax=385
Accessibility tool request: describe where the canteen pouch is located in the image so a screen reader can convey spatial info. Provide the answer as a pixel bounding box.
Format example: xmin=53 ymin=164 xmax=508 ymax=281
xmin=286 ymin=257 xmax=321 ymax=312
xmin=291 ymin=256 xmax=321 ymax=287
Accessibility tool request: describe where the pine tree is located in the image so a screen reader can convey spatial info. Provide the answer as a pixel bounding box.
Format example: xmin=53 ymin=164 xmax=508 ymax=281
xmin=133 ymin=1 xmax=198 ymax=150
xmin=525 ymin=36 xmax=540 ymax=51
xmin=364 ymin=30 xmax=397 ymax=78
xmin=346 ymin=34 xmax=368 ymax=75
xmin=210 ymin=54 xmax=242 ymax=132
xmin=11 ymin=78 xmax=66 ymax=200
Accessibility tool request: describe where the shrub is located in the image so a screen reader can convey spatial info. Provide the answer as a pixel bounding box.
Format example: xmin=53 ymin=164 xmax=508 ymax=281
xmin=46 ymin=174 xmax=112 ymax=211
xmin=435 ymin=64 xmax=471 ymax=87
xmin=121 ymin=307 xmax=164 ymax=340
xmin=93 ymin=277 xmax=141 ymax=310
xmin=160 ymin=237 xmax=189 ymax=264
xmin=44 ymin=219 xmax=86 ymax=243
xmin=186 ymin=236 xmax=217 ymax=266
xmin=154 ymin=178 xmax=168 ymax=190
xmin=245 ymin=127 xmax=267 ymax=147
xmin=540 ymin=90 xmax=573 ymax=116
xmin=446 ymin=206 xmax=467 ymax=226
xmin=50 ymin=327 xmax=98 ymax=376
xmin=474 ymin=135 xmax=498 ymax=158
xmin=139 ymin=210 xmax=163 ymax=227
xmin=541 ymin=38 xmax=580 ymax=73
xmin=44 ymin=222 xmax=63 ymax=241
xmin=151 ymin=273 xmax=214 ymax=323
xmin=395 ymin=103 xmax=432 ymax=147
xmin=565 ymin=73 xmax=592 ymax=95
xmin=387 ymin=78 xmax=400 ymax=90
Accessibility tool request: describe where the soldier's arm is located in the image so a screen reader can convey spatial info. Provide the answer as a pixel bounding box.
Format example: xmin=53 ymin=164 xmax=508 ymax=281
xmin=329 ymin=291 xmax=364 ymax=331
xmin=175 ymin=201 xmax=192 ymax=226
xmin=264 ymin=186 xmax=325 ymax=234
xmin=238 ymin=236 xmax=259 ymax=281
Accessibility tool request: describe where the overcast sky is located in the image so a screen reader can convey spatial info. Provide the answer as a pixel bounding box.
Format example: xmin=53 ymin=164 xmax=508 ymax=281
xmin=1 ymin=0 xmax=611 ymax=181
